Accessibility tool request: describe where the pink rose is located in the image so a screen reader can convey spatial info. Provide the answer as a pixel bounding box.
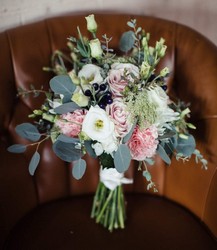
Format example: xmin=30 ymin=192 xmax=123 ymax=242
xmin=127 ymin=125 xmax=158 ymax=161
xmin=56 ymin=109 xmax=87 ymax=137
xmin=108 ymin=98 xmax=132 ymax=138
xmin=107 ymin=63 xmax=139 ymax=97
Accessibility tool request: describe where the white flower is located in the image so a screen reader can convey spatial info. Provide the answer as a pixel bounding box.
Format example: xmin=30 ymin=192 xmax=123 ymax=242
xmin=92 ymin=142 xmax=104 ymax=156
xmin=100 ymin=167 xmax=133 ymax=190
xmin=89 ymin=39 xmax=103 ymax=59
xmin=82 ymin=106 xmax=115 ymax=143
xmin=101 ymin=135 xmax=118 ymax=154
xmin=85 ymin=14 xmax=97 ymax=33
xmin=78 ymin=64 xmax=103 ymax=86
xmin=147 ymin=86 xmax=179 ymax=133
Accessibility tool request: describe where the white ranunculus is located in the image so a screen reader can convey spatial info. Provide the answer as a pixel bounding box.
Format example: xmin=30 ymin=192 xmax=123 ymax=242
xmin=82 ymin=106 xmax=115 ymax=143
xmin=78 ymin=64 xmax=103 ymax=85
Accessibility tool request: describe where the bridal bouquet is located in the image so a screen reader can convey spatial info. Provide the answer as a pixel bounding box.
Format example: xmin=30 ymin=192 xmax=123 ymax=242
xmin=8 ymin=14 xmax=207 ymax=232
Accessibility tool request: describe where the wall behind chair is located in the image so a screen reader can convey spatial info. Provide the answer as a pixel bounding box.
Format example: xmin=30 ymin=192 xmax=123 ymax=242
xmin=1 ymin=0 xmax=217 ymax=45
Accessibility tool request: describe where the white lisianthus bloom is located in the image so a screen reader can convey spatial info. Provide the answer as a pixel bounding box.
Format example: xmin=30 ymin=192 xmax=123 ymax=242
xmin=85 ymin=14 xmax=97 ymax=33
xmin=78 ymin=64 xmax=103 ymax=85
xmin=82 ymin=106 xmax=115 ymax=144
xmin=147 ymin=86 xmax=179 ymax=133
xmin=89 ymin=39 xmax=103 ymax=59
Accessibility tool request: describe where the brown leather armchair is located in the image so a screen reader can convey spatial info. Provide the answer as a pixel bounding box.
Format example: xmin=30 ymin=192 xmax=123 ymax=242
xmin=0 ymin=13 xmax=217 ymax=250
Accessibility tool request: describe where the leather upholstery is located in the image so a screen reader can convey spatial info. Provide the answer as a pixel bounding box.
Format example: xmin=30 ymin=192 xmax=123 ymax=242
xmin=0 ymin=13 xmax=217 ymax=249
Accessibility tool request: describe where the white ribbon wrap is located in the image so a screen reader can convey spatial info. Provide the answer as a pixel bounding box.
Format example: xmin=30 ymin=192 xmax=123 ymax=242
xmin=100 ymin=167 xmax=133 ymax=191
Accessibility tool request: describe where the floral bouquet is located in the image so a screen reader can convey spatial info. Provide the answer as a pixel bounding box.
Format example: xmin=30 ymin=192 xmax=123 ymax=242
xmin=8 ymin=14 xmax=207 ymax=232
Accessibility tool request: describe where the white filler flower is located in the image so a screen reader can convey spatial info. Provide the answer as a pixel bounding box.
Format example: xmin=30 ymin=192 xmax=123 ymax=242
xmin=82 ymin=105 xmax=115 ymax=143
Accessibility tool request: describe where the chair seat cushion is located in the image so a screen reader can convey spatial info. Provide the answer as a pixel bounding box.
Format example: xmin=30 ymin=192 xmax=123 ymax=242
xmin=4 ymin=194 xmax=217 ymax=250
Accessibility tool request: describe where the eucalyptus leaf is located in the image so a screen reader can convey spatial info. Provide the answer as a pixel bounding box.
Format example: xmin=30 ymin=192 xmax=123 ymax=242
xmin=57 ymin=134 xmax=80 ymax=144
xmin=143 ymin=170 xmax=152 ymax=182
xmin=114 ymin=144 xmax=131 ymax=173
xmin=49 ymin=75 xmax=76 ymax=102
xmin=72 ymin=158 xmax=86 ymax=180
xmin=52 ymin=140 xmax=82 ymax=162
xmin=29 ymin=151 xmax=40 ymax=176
xmin=122 ymin=120 xmax=137 ymax=144
xmin=84 ymin=141 xmax=97 ymax=158
xmin=127 ymin=21 xmax=135 ymax=28
xmin=54 ymin=102 xmax=80 ymax=114
xmin=7 ymin=144 xmax=27 ymax=153
xmin=158 ymin=130 xmax=176 ymax=140
xmin=119 ymin=31 xmax=135 ymax=53
xmin=15 ymin=123 xmax=41 ymax=142
xmin=176 ymin=134 xmax=196 ymax=157
xmin=157 ymin=144 xmax=171 ymax=165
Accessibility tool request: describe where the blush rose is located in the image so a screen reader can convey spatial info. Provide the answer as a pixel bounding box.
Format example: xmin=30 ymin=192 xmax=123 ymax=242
xmin=127 ymin=125 xmax=158 ymax=161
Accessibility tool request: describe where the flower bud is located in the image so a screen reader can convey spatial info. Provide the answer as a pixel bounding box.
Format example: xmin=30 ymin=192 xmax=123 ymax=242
xmin=85 ymin=14 xmax=98 ymax=33
xmin=160 ymin=67 xmax=169 ymax=77
xmin=140 ymin=61 xmax=151 ymax=79
xmin=42 ymin=113 xmax=55 ymax=123
xmin=89 ymin=39 xmax=103 ymax=59
xmin=33 ymin=109 xmax=43 ymax=115
xmin=156 ymin=38 xmax=167 ymax=58
xmin=71 ymin=92 xmax=89 ymax=107
xmin=68 ymin=70 xmax=80 ymax=85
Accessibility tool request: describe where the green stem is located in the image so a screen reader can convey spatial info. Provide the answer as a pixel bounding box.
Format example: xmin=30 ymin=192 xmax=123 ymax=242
xmin=96 ymin=189 xmax=114 ymax=223
xmin=118 ymin=185 xmax=125 ymax=228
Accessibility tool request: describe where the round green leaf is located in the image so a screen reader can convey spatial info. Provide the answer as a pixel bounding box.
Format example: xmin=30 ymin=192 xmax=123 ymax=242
xmin=72 ymin=159 xmax=86 ymax=180
xmin=29 ymin=151 xmax=40 ymax=176
xmin=15 ymin=123 xmax=41 ymax=142
xmin=114 ymin=144 xmax=131 ymax=173
xmin=7 ymin=144 xmax=27 ymax=153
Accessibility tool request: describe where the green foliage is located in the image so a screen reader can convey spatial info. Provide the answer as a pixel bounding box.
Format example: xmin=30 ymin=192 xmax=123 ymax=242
xmin=15 ymin=123 xmax=41 ymax=142
xmin=99 ymin=153 xmax=114 ymax=168
xmin=114 ymin=144 xmax=131 ymax=173
xmin=157 ymin=144 xmax=171 ymax=165
xmin=122 ymin=120 xmax=137 ymax=144
xmin=176 ymin=135 xmax=196 ymax=157
xmin=49 ymin=75 xmax=76 ymax=103
xmin=84 ymin=141 xmax=97 ymax=158
xmin=29 ymin=151 xmax=40 ymax=176
xmin=72 ymin=159 xmax=86 ymax=180
xmin=54 ymin=102 xmax=80 ymax=114
xmin=119 ymin=31 xmax=135 ymax=53
xmin=52 ymin=140 xmax=83 ymax=162
xmin=7 ymin=144 xmax=27 ymax=153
